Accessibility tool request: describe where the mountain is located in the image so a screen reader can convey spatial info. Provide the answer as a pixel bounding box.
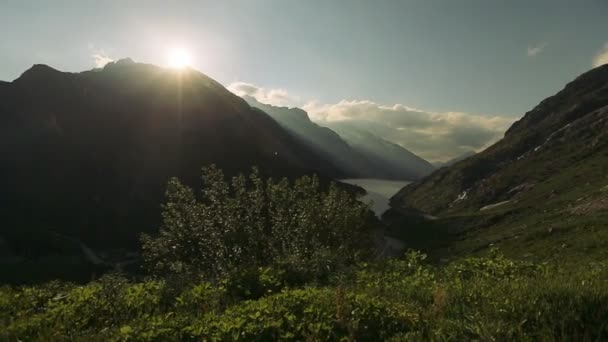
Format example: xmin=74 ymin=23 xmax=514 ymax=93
xmin=432 ymin=150 xmax=476 ymax=168
xmin=242 ymin=96 xmax=375 ymax=178
xmin=325 ymin=121 xmax=436 ymax=180
xmin=0 ymin=60 xmax=346 ymax=249
xmin=244 ymin=96 xmax=435 ymax=180
xmin=389 ymin=64 xmax=608 ymax=262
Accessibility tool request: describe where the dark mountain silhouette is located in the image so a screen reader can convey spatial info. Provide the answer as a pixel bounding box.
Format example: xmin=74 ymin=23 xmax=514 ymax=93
xmin=0 ymin=60 xmax=346 ymax=248
xmin=389 ymin=64 xmax=608 ymax=261
xmin=244 ymin=96 xmax=435 ymax=181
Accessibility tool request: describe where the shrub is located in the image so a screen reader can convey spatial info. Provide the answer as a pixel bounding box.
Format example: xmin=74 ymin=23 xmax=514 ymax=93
xmin=184 ymin=287 xmax=417 ymax=341
xmin=140 ymin=165 xmax=373 ymax=280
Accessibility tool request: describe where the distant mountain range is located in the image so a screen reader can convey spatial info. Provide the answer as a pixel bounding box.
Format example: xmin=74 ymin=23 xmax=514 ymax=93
xmin=389 ymin=64 xmax=608 ymax=262
xmin=325 ymin=120 xmax=435 ymax=180
xmin=244 ymin=96 xmax=435 ymax=181
xmin=0 ymin=59 xmax=347 ymax=248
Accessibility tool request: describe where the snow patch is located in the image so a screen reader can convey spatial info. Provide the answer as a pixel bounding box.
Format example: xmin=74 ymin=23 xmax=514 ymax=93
xmin=453 ymin=190 xmax=468 ymax=203
xmin=480 ymin=200 xmax=511 ymax=211
xmin=521 ymin=122 xmax=573 ymax=159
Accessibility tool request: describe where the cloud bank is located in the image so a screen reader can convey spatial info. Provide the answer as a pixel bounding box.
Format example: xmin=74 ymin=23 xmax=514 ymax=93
xmin=228 ymin=82 xmax=515 ymax=162
xmin=592 ymin=43 xmax=608 ymax=67
xmin=228 ymin=82 xmax=299 ymax=107
xmin=304 ymin=100 xmax=513 ymax=162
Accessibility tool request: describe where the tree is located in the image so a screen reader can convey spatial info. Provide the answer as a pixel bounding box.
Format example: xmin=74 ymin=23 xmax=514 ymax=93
xmin=141 ymin=165 xmax=373 ymax=279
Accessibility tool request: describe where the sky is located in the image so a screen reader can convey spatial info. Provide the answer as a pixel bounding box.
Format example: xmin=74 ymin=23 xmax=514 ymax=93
xmin=1 ymin=0 xmax=607 ymax=161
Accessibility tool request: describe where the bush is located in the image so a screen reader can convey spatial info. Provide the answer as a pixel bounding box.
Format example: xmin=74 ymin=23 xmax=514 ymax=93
xmin=141 ymin=165 xmax=373 ymax=279
xmin=184 ymin=288 xmax=417 ymax=341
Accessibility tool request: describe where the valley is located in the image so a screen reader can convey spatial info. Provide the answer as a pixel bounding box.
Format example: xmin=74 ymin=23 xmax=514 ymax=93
xmin=2 ymin=2 xmax=608 ymax=338
xmin=340 ymin=178 xmax=410 ymax=215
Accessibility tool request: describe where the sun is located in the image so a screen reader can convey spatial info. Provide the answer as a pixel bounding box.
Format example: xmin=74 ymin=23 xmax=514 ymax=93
xmin=167 ymin=48 xmax=192 ymax=69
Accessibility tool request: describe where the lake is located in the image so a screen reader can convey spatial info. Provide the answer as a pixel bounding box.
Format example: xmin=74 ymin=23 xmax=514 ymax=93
xmin=340 ymin=179 xmax=411 ymax=216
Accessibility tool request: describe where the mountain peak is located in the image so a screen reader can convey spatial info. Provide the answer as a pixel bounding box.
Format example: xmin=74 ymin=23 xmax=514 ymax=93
xmin=102 ymin=57 xmax=136 ymax=70
xmin=14 ymin=64 xmax=62 ymax=83
xmin=115 ymin=57 xmax=136 ymax=65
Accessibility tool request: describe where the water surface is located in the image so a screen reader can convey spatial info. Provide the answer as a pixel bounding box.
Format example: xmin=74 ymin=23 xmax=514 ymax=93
xmin=340 ymin=178 xmax=410 ymax=216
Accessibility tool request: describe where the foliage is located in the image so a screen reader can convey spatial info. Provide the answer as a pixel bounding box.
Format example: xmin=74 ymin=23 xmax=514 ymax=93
xmin=2 ymin=251 xmax=608 ymax=341
xmin=140 ymin=165 xmax=372 ymax=280
xmin=4 ymin=167 xmax=608 ymax=340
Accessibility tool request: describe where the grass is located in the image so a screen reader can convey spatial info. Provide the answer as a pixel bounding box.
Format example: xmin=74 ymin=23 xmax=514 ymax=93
xmin=2 ymin=250 xmax=608 ymax=341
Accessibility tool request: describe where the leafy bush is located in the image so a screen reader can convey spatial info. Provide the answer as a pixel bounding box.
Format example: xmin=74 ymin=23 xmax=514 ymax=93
xmin=185 ymin=288 xmax=417 ymax=341
xmin=141 ymin=166 xmax=372 ymax=279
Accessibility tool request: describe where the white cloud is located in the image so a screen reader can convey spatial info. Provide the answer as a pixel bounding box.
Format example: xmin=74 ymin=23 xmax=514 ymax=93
xmin=527 ymin=43 xmax=546 ymax=57
xmin=87 ymin=43 xmax=114 ymax=68
xmin=228 ymin=81 xmax=515 ymax=162
xmin=92 ymin=53 xmax=114 ymax=68
xmin=228 ymin=82 xmax=299 ymax=107
xmin=304 ymin=100 xmax=514 ymax=162
xmin=592 ymin=43 xmax=608 ymax=67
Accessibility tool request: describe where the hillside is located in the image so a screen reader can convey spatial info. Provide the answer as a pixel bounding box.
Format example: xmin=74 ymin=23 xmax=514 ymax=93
xmin=244 ymin=96 xmax=435 ymax=181
xmin=0 ymin=59 xmax=345 ymax=250
xmin=389 ymin=64 xmax=608 ymax=262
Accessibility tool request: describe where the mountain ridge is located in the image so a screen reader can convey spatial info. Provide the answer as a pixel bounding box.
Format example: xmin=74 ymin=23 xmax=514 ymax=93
xmin=242 ymin=96 xmax=372 ymax=178
xmin=0 ymin=61 xmax=349 ymax=248
xmin=243 ymin=96 xmax=435 ymax=181
xmin=326 ymin=120 xmax=435 ymax=180
xmin=388 ymin=64 xmax=608 ymax=262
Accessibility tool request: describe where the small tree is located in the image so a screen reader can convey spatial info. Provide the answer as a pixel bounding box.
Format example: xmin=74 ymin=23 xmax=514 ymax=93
xmin=141 ymin=165 xmax=373 ymax=279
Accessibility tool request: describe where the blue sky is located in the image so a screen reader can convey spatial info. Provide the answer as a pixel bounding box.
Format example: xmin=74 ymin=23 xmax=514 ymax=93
xmin=1 ymin=0 xmax=607 ymax=160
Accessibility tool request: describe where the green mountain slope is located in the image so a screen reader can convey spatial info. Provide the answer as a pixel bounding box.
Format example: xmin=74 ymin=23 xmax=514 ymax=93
xmin=389 ymin=64 xmax=608 ymax=262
